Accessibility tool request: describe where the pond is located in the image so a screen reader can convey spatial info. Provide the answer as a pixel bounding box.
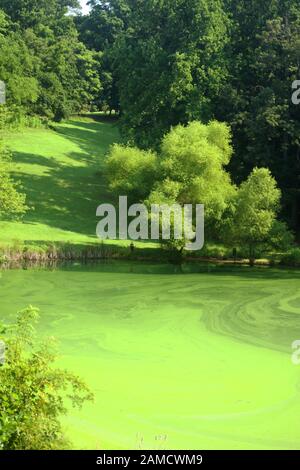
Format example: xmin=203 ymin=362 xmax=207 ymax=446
xmin=1 ymin=261 xmax=300 ymax=450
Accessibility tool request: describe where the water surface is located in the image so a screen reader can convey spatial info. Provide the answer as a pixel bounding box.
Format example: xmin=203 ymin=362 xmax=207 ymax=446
xmin=1 ymin=262 xmax=300 ymax=449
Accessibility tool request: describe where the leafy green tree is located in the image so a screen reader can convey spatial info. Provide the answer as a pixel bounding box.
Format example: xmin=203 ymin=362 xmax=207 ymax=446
xmin=0 ymin=2 xmax=102 ymax=122
xmin=243 ymin=7 xmax=300 ymax=235
xmin=146 ymin=121 xmax=236 ymax=250
xmin=77 ymin=0 xmax=128 ymax=51
xmin=76 ymin=0 xmax=127 ymax=113
xmin=0 ymin=143 xmax=28 ymax=219
xmin=221 ymin=0 xmax=300 ymax=236
xmin=106 ymin=121 xmax=236 ymax=251
xmin=156 ymin=121 xmax=235 ymax=226
xmin=229 ymin=168 xmax=281 ymax=264
xmin=0 ymin=12 xmax=38 ymax=113
xmin=0 ymin=306 xmax=93 ymax=450
xmin=103 ymin=0 xmax=230 ymax=147
xmin=27 ymin=30 xmax=102 ymax=120
xmin=267 ymin=220 xmax=294 ymax=253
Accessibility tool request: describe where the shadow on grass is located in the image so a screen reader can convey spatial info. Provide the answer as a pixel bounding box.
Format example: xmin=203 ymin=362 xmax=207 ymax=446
xmin=11 ymin=158 xmax=107 ymax=236
xmin=54 ymin=119 xmax=120 ymax=164
xmin=7 ymin=118 xmax=120 ymax=237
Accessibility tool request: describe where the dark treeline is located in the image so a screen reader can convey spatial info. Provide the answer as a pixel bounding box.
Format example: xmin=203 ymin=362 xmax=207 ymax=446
xmin=0 ymin=0 xmax=299 ymax=235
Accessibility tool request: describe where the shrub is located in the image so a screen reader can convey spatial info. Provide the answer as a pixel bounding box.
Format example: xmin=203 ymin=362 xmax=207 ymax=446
xmin=0 ymin=306 xmax=93 ymax=450
xmin=280 ymin=248 xmax=300 ymax=267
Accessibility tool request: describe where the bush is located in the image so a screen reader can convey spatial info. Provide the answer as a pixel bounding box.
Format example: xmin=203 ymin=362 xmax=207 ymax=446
xmin=280 ymin=248 xmax=300 ymax=267
xmin=0 ymin=306 xmax=93 ymax=450
xmin=267 ymin=220 xmax=294 ymax=251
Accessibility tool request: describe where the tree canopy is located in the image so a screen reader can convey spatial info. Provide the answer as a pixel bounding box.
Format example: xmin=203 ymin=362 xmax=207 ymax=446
xmin=0 ymin=0 xmax=101 ymax=122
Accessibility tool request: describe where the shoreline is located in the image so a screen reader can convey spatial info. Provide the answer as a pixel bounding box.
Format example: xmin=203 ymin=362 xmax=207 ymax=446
xmin=0 ymin=242 xmax=298 ymax=269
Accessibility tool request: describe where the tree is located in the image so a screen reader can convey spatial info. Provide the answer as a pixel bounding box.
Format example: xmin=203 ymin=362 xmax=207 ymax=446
xmin=0 ymin=2 xmax=102 ymax=122
xmin=106 ymin=144 xmax=158 ymax=203
xmin=0 ymin=0 xmax=80 ymax=30
xmin=107 ymin=0 xmax=230 ymax=147
xmin=0 ymin=12 xmax=38 ymax=114
xmin=27 ymin=30 xmax=102 ymax=120
xmin=155 ymin=121 xmax=235 ymax=227
xmin=0 ymin=143 xmax=28 ymax=219
xmin=147 ymin=121 xmax=236 ymax=251
xmin=220 ymin=0 xmax=300 ymax=236
xmin=76 ymin=0 xmax=127 ymax=113
xmin=229 ymin=168 xmax=281 ymax=265
xmin=106 ymin=121 xmax=236 ymax=251
xmin=0 ymin=306 xmax=93 ymax=450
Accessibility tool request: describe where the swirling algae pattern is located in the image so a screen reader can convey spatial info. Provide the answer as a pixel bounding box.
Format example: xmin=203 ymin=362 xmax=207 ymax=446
xmin=1 ymin=263 xmax=300 ymax=449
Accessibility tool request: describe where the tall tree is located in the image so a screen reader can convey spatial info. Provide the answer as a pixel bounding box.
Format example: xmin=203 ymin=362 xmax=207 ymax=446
xmin=113 ymin=0 xmax=230 ymax=148
xmin=229 ymin=168 xmax=281 ymax=264
xmin=0 ymin=1 xmax=102 ymax=121
xmin=221 ymin=0 xmax=300 ymax=235
xmin=76 ymin=0 xmax=128 ymax=113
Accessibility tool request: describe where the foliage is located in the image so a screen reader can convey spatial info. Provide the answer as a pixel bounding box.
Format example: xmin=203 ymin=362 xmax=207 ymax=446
xmin=106 ymin=144 xmax=158 ymax=202
xmin=107 ymin=121 xmax=235 ymax=211
xmin=76 ymin=0 xmax=127 ymax=113
xmin=113 ymin=0 xmax=230 ymax=148
xmin=0 ymin=306 xmax=93 ymax=450
xmin=221 ymin=0 xmax=300 ymax=234
xmin=1 ymin=0 xmax=300 ymax=249
xmin=280 ymin=247 xmax=300 ymax=267
xmin=146 ymin=120 xmax=235 ymax=249
xmin=0 ymin=0 xmax=80 ymax=30
xmin=267 ymin=220 xmax=294 ymax=252
xmin=228 ymin=168 xmax=281 ymax=262
xmin=106 ymin=121 xmax=236 ymax=250
xmin=0 ymin=13 xmax=38 ymax=113
xmin=106 ymin=121 xmax=291 ymax=259
xmin=157 ymin=121 xmax=235 ymax=222
xmin=0 ymin=1 xmax=102 ymax=123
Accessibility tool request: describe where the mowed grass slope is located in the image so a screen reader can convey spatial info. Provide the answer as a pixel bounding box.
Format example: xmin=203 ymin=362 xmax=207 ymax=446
xmin=1 ymin=118 xmax=120 ymax=247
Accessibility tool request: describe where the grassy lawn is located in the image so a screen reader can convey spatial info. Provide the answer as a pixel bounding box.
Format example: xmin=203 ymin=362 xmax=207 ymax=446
xmin=1 ymin=117 xmax=157 ymax=253
xmin=1 ymin=117 xmax=118 ymax=247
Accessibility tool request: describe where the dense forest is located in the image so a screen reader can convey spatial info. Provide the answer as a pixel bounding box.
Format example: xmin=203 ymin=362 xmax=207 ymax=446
xmin=0 ymin=0 xmax=300 ymax=238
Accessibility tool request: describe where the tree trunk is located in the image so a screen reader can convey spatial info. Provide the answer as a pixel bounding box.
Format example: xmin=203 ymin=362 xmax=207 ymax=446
xmin=249 ymin=244 xmax=255 ymax=267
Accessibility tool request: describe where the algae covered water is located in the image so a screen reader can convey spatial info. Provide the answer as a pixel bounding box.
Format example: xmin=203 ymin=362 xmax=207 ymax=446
xmin=1 ymin=262 xmax=300 ymax=450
